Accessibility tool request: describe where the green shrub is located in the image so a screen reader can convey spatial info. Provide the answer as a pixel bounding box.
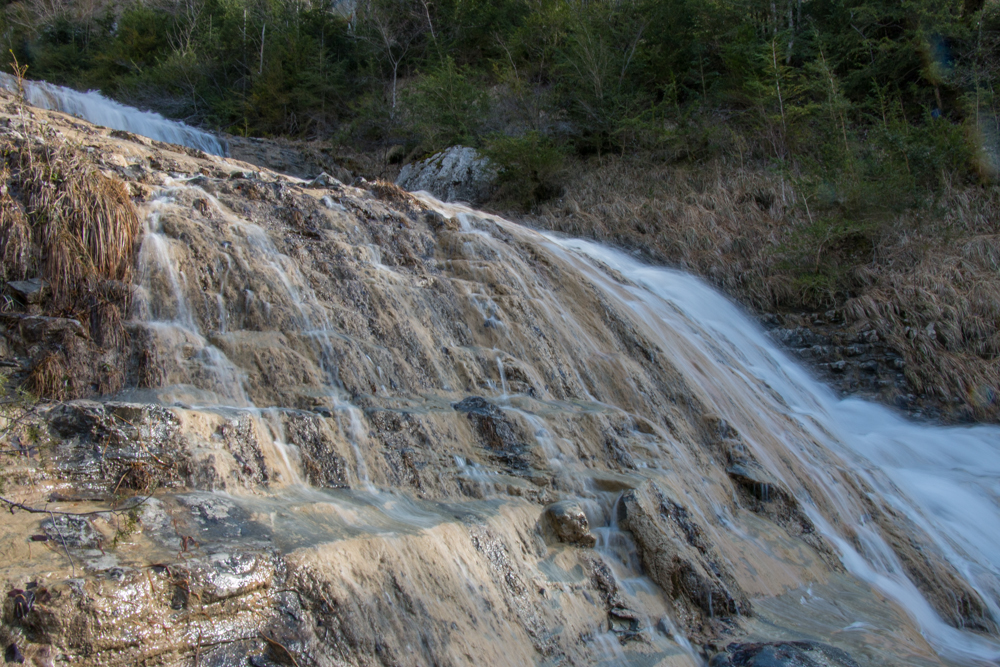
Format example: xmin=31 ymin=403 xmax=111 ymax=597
xmin=482 ymin=132 xmax=566 ymax=209
xmin=404 ymin=58 xmax=489 ymax=153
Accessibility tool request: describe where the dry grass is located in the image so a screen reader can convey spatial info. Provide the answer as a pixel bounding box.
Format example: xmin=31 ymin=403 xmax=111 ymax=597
xmin=368 ymin=179 xmax=417 ymax=208
xmin=522 ymin=154 xmax=1000 ymax=421
xmin=11 ymin=142 xmax=140 ymax=298
xmin=0 ymin=170 xmax=31 ymax=282
xmin=0 ymin=102 xmax=141 ymax=400
xmin=26 ymin=352 xmax=69 ymax=400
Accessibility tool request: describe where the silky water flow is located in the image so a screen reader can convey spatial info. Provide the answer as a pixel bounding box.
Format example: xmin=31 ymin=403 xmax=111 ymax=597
xmin=7 ymin=85 xmax=996 ymax=665
xmin=106 ymin=167 xmax=1000 ymax=667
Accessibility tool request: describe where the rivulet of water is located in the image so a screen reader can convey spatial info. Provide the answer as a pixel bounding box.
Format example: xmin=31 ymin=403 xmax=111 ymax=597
xmin=0 ymin=72 xmax=227 ymax=156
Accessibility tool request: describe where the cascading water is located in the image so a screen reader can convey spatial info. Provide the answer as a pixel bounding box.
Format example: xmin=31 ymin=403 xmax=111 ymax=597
xmin=0 ymin=72 xmax=227 ymax=156
xmin=26 ymin=85 xmax=998 ymax=663
xmin=417 ymin=195 xmax=1000 ymax=665
xmin=539 ymin=235 xmax=1000 ymax=664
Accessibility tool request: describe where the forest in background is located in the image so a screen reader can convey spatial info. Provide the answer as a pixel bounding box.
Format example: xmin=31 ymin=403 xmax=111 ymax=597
xmin=1 ymin=0 xmax=999 ymax=417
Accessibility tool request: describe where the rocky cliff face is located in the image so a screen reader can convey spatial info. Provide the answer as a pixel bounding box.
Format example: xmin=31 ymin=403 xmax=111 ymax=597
xmin=0 ymin=94 xmax=996 ymax=667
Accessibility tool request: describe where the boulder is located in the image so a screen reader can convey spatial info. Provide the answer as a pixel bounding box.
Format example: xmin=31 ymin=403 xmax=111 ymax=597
xmin=5 ymin=278 xmax=47 ymax=304
xmin=396 ymin=146 xmax=496 ymax=204
xmin=545 ymin=500 xmax=596 ymax=547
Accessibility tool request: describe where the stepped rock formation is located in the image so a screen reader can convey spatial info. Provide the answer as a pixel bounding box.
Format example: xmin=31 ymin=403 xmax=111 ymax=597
xmin=0 ymin=90 xmax=999 ymax=667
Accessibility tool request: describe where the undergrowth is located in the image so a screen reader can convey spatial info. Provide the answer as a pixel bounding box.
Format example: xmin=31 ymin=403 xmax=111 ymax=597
xmin=0 ymin=67 xmax=140 ymax=400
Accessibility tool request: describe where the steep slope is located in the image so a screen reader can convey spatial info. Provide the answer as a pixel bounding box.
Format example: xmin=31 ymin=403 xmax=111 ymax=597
xmin=0 ymin=91 xmax=997 ymax=667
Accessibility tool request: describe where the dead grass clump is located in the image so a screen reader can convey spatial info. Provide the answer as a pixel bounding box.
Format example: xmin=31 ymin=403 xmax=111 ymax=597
xmin=0 ymin=110 xmax=141 ymax=400
xmin=0 ymin=176 xmax=31 ymax=282
xmin=26 ymin=352 xmax=69 ymax=400
xmin=11 ymin=142 xmax=140 ymax=298
xmin=369 ymin=179 xmax=416 ymax=208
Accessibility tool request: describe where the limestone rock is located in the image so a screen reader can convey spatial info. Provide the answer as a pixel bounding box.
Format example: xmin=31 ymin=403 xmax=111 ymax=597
xmin=545 ymin=500 xmax=596 ymax=547
xmin=396 ymin=146 xmax=496 ymax=203
xmin=618 ymin=481 xmax=750 ymax=619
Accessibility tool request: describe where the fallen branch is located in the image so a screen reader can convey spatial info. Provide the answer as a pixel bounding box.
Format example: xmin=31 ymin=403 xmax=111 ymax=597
xmin=0 ymin=491 xmax=154 ymax=517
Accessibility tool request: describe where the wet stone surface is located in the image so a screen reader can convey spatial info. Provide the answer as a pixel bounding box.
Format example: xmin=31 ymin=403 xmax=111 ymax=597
xmin=710 ymin=641 xmax=861 ymax=667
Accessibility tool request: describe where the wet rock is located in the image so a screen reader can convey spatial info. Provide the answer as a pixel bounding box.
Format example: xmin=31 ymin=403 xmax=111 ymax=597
xmin=47 ymin=399 xmax=106 ymax=439
xmin=618 ymin=482 xmax=750 ymax=619
xmin=396 ymin=146 xmax=496 ymax=204
xmin=4 ymin=278 xmax=47 ymax=304
xmin=41 ymin=515 xmax=100 ymax=549
xmin=452 ymin=396 xmax=526 ymax=468
xmin=175 ymin=493 xmax=270 ymax=543
xmin=544 ymin=500 xmax=596 ymax=547
xmin=726 ymin=460 xmax=781 ymax=502
xmin=710 ymin=641 xmax=860 ymax=667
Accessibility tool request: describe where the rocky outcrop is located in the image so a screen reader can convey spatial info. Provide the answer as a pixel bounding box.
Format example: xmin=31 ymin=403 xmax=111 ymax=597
xmin=618 ymin=482 xmax=751 ymax=626
xmin=396 ymin=145 xmax=496 ymax=203
xmin=759 ymin=313 xmax=938 ymax=418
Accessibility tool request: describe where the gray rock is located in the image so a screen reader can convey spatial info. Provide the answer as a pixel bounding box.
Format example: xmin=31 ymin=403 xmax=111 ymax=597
xmin=396 ymin=146 xmax=496 ymax=204
xmin=712 ymin=641 xmax=860 ymax=667
xmin=308 ymin=172 xmax=343 ymax=189
xmin=545 ymin=500 xmax=596 ymax=547
xmin=5 ymin=278 xmax=47 ymax=304
xmin=42 ymin=515 xmax=100 ymax=549
xmin=0 ymin=313 xmax=85 ymax=343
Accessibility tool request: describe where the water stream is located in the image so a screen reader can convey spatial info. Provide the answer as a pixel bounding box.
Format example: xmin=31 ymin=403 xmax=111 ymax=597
xmin=0 ymin=72 xmax=227 ymax=156
xmin=32 ymin=83 xmax=999 ymax=663
xmin=418 ymin=197 xmax=1000 ymax=664
xmin=542 ymin=235 xmax=1000 ymax=664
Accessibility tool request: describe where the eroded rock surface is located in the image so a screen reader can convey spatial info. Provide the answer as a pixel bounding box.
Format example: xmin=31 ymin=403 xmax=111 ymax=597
xmin=0 ymin=90 xmax=991 ymax=667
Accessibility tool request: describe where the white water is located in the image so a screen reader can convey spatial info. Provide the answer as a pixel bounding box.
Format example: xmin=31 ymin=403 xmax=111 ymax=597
xmin=541 ymin=235 xmax=1000 ymax=665
xmin=0 ymin=72 xmax=227 ymax=156
xmin=30 ymin=71 xmax=990 ymax=658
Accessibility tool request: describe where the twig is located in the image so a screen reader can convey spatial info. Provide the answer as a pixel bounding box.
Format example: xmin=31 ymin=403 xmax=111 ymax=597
xmin=47 ymin=510 xmax=76 ymax=578
xmin=0 ymin=490 xmax=154 ymax=516
xmin=258 ymin=631 xmax=301 ymax=667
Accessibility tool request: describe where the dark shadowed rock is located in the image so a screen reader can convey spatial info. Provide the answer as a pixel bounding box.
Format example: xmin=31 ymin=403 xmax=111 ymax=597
xmin=5 ymin=278 xmax=47 ymax=304
xmin=5 ymin=643 xmax=25 ymax=664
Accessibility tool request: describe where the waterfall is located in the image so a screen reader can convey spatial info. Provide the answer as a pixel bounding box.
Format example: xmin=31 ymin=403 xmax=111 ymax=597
xmin=420 ymin=196 xmax=1000 ymax=664
xmin=542 ymin=235 xmax=1000 ymax=663
xmin=0 ymin=72 xmax=227 ymax=156
xmin=35 ymin=84 xmax=997 ymax=662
